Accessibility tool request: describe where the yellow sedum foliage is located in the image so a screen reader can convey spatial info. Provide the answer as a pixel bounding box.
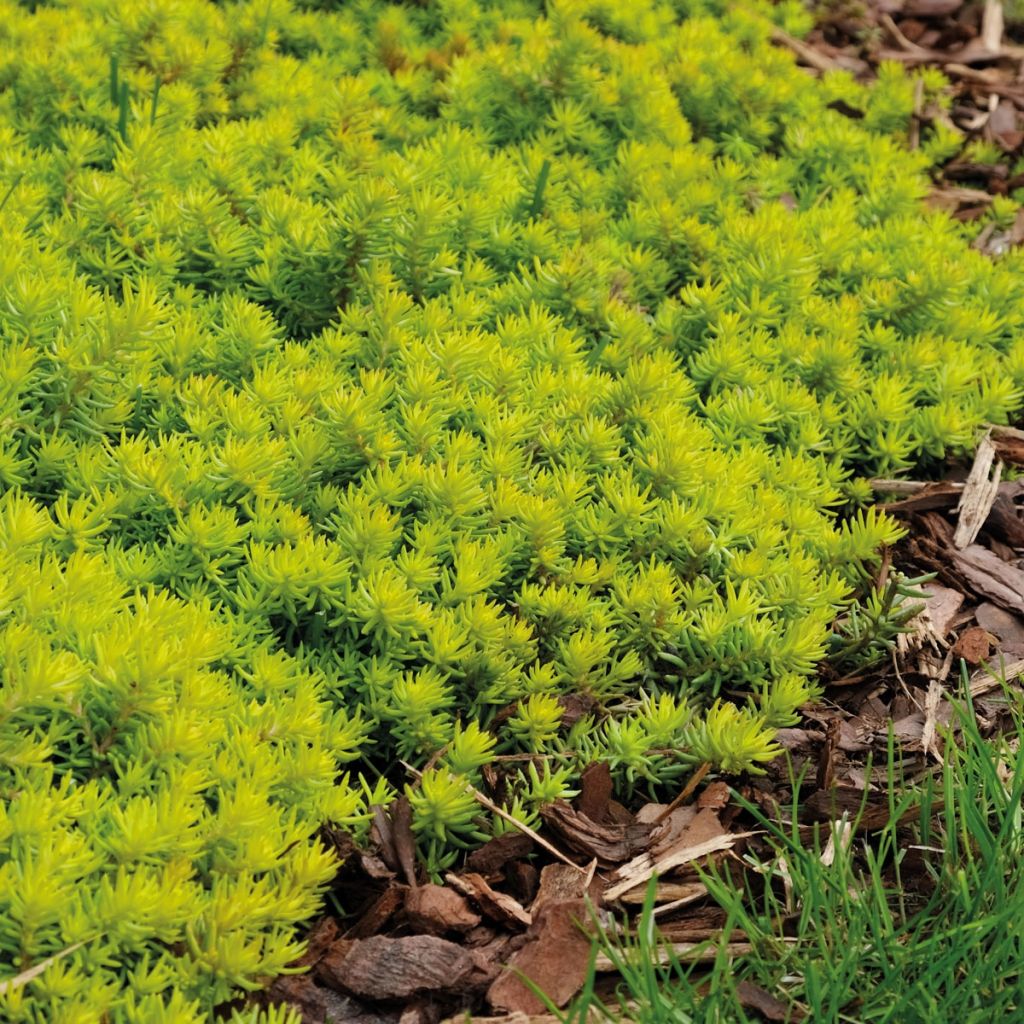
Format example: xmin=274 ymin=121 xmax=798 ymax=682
xmin=0 ymin=0 xmax=1022 ymax=1018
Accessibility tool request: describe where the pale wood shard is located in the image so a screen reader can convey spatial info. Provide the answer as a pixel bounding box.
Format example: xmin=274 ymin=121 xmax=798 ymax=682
xmin=593 ymin=941 xmax=756 ymax=971
xmin=953 ymin=432 xmax=1002 ymax=549
xmin=539 ymin=800 xmax=653 ymax=866
xmin=920 ymin=679 xmax=945 ymax=764
xmin=406 ymin=883 xmax=482 ymax=935
xmin=531 ymin=861 xmax=598 ymax=912
xmin=651 ymin=887 xmax=711 ymax=918
xmin=603 ymin=831 xmax=753 ymax=903
xmin=898 ymin=583 xmax=964 ymax=654
xmin=871 ymin=478 xmax=962 ymax=496
xmin=617 ymin=880 xmax=708 ymax=905
xmin=969 ymin=655 xmax=1024 ymax=697
xmin=769 ymin=26 xmax=838 ymax=73
xmin=982 ymin=0 xmax=1005 ymax=54
xmin=820 ymin=814 xmax=854 ymax=868
xmin=0 ymin=943 xmax=85 ymax=997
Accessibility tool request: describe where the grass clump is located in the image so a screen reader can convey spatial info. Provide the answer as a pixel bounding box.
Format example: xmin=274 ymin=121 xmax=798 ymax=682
xmin=0 ymin=0 xmax=1023 ymax=1018
xmin=559 ymin=686 xmax=1024 ymax=1023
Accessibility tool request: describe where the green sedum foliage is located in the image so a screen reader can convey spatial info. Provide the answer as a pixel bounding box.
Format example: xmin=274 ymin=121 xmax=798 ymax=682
xmin=1 ymin=0 xmax=1023 ymax=1018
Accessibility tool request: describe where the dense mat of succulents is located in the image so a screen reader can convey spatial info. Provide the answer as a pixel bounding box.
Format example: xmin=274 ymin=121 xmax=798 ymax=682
xmin=3 ymin=0 xmax=1024 ymax=1018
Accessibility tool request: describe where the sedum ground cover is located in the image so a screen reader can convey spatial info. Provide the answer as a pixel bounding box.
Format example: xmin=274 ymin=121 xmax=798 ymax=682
xmin=2 ymin=0 xmax=1024 ymax=1018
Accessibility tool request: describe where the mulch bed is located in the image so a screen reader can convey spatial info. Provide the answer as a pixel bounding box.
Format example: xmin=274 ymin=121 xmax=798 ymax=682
xmin=776 ymin=0 xmax=1024 ymax=246
xmin=250 ymin=9 xmax=1024 ymax=1022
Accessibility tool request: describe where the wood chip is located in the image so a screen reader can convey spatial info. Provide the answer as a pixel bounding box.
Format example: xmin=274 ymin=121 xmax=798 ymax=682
xmin=345 ymin=884 xmax=408 ymax=940
xmin=952 ymin=625 xmax=993 ymax=665
xmin=736 ymin=979 xmax=800 ymax=1022
xmin=446 ymin=872 xmax=533 ymax=929
xmin=901 ymin=583 xmax=964 ymax=652
xmin=318 ymin=935 xmax=480 ymax=1000
xmin=770 ymin=27 xmax=839 ymax=72
xmin=953 ymin=433 xmax=1002 ymax=549
xmin=531 ymin=862 xmax=598 ymax=913
xmin=593 ymin=941 xmax=756 ymax=971
xmin=617 ymin=880 xmax=708 ymax=905
xmin=264 ymin=977 xmax=400 ymax=1024
xmin=975 ymin=602 xmax=1024 ymax=645
xmin=539 ymin=801 xmax=653 ymax=867
xmin=698 ymin=780 xmax=732 ymax=811
xmin=875 ymin=479 xmax=964 ymax=512
xmin=604 ymin=828 xmax=752 ymax=903
xmin=920 ymin=679 xmax=945 ymax=763
xmin=950 ymin=543 xmax=1024 ymax=614
xmin=968 ymin=655 xmax=1024 ymax=697
xmin=466 ymin=832 xmax=535 ymax=876
xmin=820 ymin=814 xmax=854 ymax=868
xmin=990 ymin=424 xmax=1024 ymax=465
xmin=391 ymin=795 xmax=418 ymax=888
xmin=982 ymin=0 xmax=1005 ymax=54
xmin=406 ymin=884 xmax=481 ymax=935
xmin=576 ymin=762 xmax=614 ymax=824
xmin=487 ymin=900 xmax=593 ymax=1014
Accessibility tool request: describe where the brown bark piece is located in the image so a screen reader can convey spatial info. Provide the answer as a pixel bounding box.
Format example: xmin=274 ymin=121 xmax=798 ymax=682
xmin=391 ymin=795 xmax=418 ymax=888
xmin=539 ymin=801 xmax=653 ymax=866
xmin=266 ymin=976 xmax=402 ymax=1024
xmin=987 ymin=98 xmax=1024 ymax=151
xmin=986 ymin=491 xmax=1024 ymax=547
xmin=651 ymin=806 xmax=724 ymax=860
xmin=531 ymin=862 xmax=601 ymax=914
xmin=952 ymin=625 xmax=993 ymax=665
xmin=918 ymin=584 xmax=965 ymax=641
xmin=976 ymin=602 xmax=1024 ymax=645
xmin=903 ymin=0 xmax=962 ymax=15
xmin=371 ymin=805 xmax=400 ymax=874
xmin=405 ymin=884 xmax=481 ymax=935
xmin=487 ymin=900 xmax=593 ymax=1015
xmin=295 ymin=916 xmax=340 ymax=968
xmin=346 ymin=884 xmax=408 ymax=940
xmin=557 ymin=693 xmax=598 ymax=727
xmin=576 ymin=762 xmax=614 ymax=824
xmin=317 ymin=935 xmax=478 ymax=1000
xmin=604 ymin=821 xmax=745 ymax=902
xmin=446 ymin=872 xmax=533 ymax=929
xmin=736 ymin=979 xmax=801 ymax=1022
xmin=466 ymin=832 xmax=534 ymax=876
xmin=641 ymin=804 xmax=696 ymax=858
xmin=816 ymin=719 xmax=841 ymax=791
xmin=803 ymin=788 xmax=941 ymax=832
xmin=697 ymin=781 xmax=731 ymax=811
xmin=992 ymin=425 xmax=1024 ymax=465
xmin=398 ymin=1001 xmax=441 ymax=1024
xmin=507 ymin=860 xmax=540 ymax=907
xmin=951 ymin=544 xmax=1024 ymax=613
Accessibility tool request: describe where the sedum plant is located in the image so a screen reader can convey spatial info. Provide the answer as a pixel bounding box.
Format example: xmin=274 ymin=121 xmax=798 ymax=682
xmin=1 ymin=0 xmax=1024 ymax=1017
